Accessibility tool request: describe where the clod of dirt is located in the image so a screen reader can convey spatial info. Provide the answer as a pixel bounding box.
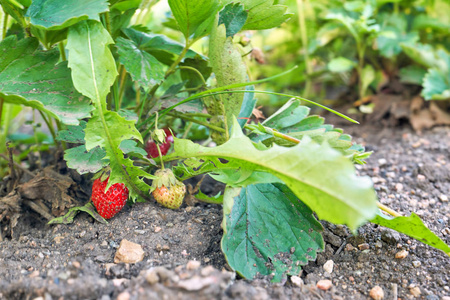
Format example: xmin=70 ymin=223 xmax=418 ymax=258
xmin=114 ymin=239 xmax=145 ymax=264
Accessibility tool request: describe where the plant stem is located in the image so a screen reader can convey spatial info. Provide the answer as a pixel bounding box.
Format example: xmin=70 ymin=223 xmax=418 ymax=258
xmin=138 ymin=66 xmax=299 ymax=129
xmin=165 ymin=44 xmax=190 ymax=79
xmin=179 ymin=66 xmax=207 ymax=85
xmin=296 ymin=0 xmax=312 ymax=98
xmin=156 ymin=144 xmax=164 ymax=169
xmin=104 ymin=12 xmax=112 ymax=36
xmin=38 ymin=111 xmax=57 ymax=146
xmin=1 ymin=10 xmax=8 ymax=40
xmin=357 ymin=44 xmax=365 ymax=101
xmin=118 ymin=64 xmax=128 ymax=108
xmin=377 ymin=202 xmax=401 ymax=217
xmin=55 ymin=119 xmax=67 ymax=150
xmin=159 ymin=89 xmax=358 ymax=126
xmin=58 ymin=42 xmax=66 ymax=61
xmin=167 ymin=111 xmax=226 ymax=133
xmin=245 ymin=125 xmax=301 ymax=144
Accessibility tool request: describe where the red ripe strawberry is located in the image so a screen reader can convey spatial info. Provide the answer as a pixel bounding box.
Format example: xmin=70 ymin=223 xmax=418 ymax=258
xmin=151 ymin=169 xmax=186 ymax=209
xmin=145 ymin=128 xmax=174 ymax=158
xmin=91 ymin=177 xmax=129 ymax=219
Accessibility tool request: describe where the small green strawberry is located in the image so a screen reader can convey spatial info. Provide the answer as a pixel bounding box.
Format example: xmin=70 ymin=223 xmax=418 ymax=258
xmin=151 ymin=169 xmax=186 ymax=209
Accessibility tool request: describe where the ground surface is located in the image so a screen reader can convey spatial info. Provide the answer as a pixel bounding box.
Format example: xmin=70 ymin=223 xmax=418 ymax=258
xmin=0 ymin=125 xmax=449 ymax=300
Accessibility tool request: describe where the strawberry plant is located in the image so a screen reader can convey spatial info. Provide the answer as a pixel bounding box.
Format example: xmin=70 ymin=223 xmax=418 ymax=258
xmin=0 ymin=0 xmax=448 ymax=282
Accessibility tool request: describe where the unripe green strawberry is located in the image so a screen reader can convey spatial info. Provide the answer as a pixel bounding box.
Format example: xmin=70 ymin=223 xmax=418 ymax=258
xmin=151 ymin=169 xmax=186 ymax=209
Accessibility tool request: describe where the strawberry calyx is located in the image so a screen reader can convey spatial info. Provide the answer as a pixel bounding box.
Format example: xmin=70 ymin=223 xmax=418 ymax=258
xmin=151 ymin=168 xmax=182 ymax=189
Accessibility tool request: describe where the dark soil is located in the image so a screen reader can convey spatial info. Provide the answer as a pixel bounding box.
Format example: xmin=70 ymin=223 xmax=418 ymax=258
xmin=1 ymin=125 xmax=449 ymax=300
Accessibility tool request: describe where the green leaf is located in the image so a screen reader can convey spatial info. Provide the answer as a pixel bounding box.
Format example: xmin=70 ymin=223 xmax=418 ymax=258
xmin=57 ymin=121 xmax=108 ymax=174
xmin=122 ymin=28 xmax=202 ymax=65
xmin=371 ymin=212 xmax=450 ymax=257
xmin=180 ymin=55 xmax=212 ymax=89
xmin=63 ymin=145 xmax=107 ymax=175
xmin=67 ymin=20 xmax=118 ymax=110
xmin=237 ymin=85 xmax=256 ymax=128
xmin=223 ymin=0 xmax=292 ymax=31
xmin=0 ymin=36 xmax=91 ymax=125
xmin=48 ymin=202 xmax=108 ymax=225
xmin=116 ymin=37 xmax=165 ymax=92
xmin=166 ymin=119 xmax=378 ymax=230
xmin=29 ymin=25 xmax=68 ymax=48
xmin=399 ymin=65 xmax=427 ymax=85
xmin=56 ymin=120 xmax=87 ymax=143
xmin=248 ymin=99 xmax=368 ymax=163
xmin=218 ymin=3 xmax=248 ymax=38
xmin=401 ymin=43 xmax=448 ymax=71
xmin=168 ymin=0 xmax=220 ymax=39
xmin=421 ymin=69 xmax=450 ymax=100
xmin=119 ymin=139 xmax=147 ymax=158
xmin=222 ymin=183 xmax=324 ymax=281
xmin=328 ymin=57 xmax=356 ymax=73
xmin=26 ymin=0 xmax=109 ymax=30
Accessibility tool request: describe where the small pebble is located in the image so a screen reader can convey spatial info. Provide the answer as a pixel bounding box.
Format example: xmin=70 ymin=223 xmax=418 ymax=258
xmin=317 ymin=279 xmax=332 ymax=291
xmin=395 ymin=183 xmax=403 ymax=192
xmin=409 ymin=286 xmax=421 ymax=297
xmin=417 ymin=174 xmax=426 ymax=181
xmin=412 ymin=261 xmax=421 ymax=267
xmin=345 ymin=244 xmax=355 ymax=251
xmin=290 ymin=275 xmax=303 ymax=287
xmin=186 ymin=260 xmax=201 ymax=270
xmin=154 ymin=226 xmax=162 ymax=233
xmin=358 ymin=243 xmax=370 ymax=251
xmin=439 ymin=194 xmax=448 ymax=202
xmin=145 ymin=270 xmax=159 ymax=285
xmin=323 ymin=260 xmax=334 ymax=274
xmin=395 ymin=250 xmax=408 ymax=259
xmin=369 ymin=285 xmax=384 ymax=300
xmin=116 ymin=292 xmax=130 ymax=300
xmin=378 ymin=159 xmax=387 ymax=167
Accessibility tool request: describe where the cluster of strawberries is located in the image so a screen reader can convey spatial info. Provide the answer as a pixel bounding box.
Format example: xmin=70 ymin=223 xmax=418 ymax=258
xmin=91 ymin=128 xmax=185 ymax=219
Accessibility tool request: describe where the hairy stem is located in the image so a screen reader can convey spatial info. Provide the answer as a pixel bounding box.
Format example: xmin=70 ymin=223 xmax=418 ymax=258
xmin=167 ymin=111 xmax=226 ymax=133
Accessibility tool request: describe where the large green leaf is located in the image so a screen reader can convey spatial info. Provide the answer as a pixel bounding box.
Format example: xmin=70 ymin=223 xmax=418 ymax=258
xmin=66 ymin=19 xmax=154 ymax=200
xmin=0 ymin=36 xmax=91 ymax=125
xmin=168 ymin=0 xmax=220 ymax=40
xmin=372 ymin=212 xmax=450 ymax=257
xmin=26 ymin=0 xmax=109 ymax=30
xmin=222 ymin=0 xmax=292 ymax=30
xmin=116 ymin=37 xmax=165 ymax=92
xmin=166 ymin=119 xmax=378 ymax=230
xmin=67 ymin=20 xmax=118 ymax=110
xmin=421 ymin=69 xmax=450 ymax=101
xmin=222 ymin=183 xmax=324 ymax=282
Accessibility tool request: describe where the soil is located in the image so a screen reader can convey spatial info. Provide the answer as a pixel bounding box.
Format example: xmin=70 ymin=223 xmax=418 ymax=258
xmin=1 ymin=124 xmax=449 ymax=300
